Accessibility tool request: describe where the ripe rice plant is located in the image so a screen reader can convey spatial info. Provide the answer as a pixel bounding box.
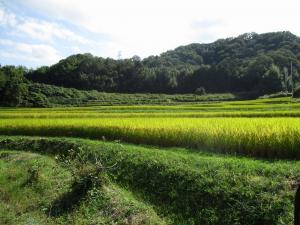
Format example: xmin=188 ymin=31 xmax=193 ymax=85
xmin=0 ymin=117 xmax=300 ymax=159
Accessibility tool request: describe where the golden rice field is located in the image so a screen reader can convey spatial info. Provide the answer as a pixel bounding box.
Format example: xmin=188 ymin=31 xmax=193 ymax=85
xmin=1 ymin=97 xmax=300 ymax=159
xmin=1 ymin=97 xmax=300 ymax=225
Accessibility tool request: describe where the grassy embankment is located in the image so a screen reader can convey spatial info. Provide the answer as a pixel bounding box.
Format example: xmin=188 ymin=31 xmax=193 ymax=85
xmin=0 ymin=136 xmax=299 ymax=225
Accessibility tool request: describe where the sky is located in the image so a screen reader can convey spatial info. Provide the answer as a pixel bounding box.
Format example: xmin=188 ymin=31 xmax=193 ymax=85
xmin=0 ymin=0 xmax=300 ymax=68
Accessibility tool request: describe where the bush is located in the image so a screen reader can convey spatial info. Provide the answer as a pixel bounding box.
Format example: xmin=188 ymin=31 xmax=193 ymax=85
xmin=195 ymin=87 xmax=206 ymax=95
xmin=27 ymin=92 xmax=50 ymax=107
xmin=294 ymin=85 xmax=300 ymax=98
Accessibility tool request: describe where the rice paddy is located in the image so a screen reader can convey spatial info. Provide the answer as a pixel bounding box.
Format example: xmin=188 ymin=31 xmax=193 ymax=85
xmin=1 ymin=97 xmax=300 ymax=159
xmin=1 ymin=97 xmax=300 ymax=224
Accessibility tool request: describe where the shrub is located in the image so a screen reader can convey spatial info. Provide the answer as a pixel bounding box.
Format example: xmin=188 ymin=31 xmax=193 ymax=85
xmin=195 ymin=87 xmax=206 ymax=95
xmin=294 ymin=85 xmax=300 ymax=98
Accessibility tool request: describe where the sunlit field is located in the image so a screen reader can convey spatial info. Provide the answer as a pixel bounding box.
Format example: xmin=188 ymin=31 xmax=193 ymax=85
xmin=2 ymin=1 xmax=300 ymax=223
xmin=1 ymin=97 xmax=300 ymax=159
xmin=1 ymin=97 xmax=300 ymax=224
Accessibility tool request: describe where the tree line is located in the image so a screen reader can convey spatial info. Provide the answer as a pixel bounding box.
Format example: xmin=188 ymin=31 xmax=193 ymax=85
xmin=26 ymin=31 xmax=300 ymax=94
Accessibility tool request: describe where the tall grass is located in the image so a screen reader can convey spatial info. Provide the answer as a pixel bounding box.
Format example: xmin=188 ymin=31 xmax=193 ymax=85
xmin=0 ymin=117 xmax=300 ymax=159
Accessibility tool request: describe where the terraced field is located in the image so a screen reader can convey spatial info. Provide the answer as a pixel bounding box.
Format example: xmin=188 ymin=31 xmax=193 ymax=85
xmin=0 ymin=97 xmax=300 ymax=224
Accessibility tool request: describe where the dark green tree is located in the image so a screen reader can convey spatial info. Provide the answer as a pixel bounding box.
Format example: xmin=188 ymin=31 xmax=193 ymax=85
xmin=0 ymin=66 xmax=28 ymax=106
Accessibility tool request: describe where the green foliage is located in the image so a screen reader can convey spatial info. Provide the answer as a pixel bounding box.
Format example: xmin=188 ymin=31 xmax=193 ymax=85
xmin=294 ymin=84 xmax=300 ymax=98
xmin=49 ymin=149 xmax=107 ymax=217
xmin=0 ymin=150 xmax=71 ymax=225
xmin=194 ymin=87 xmax=206 ymax=95
xmin=0 ymin=70 xmax=7 ymax=89
xmin=262 ymin=64 xmax=283 ymax=92
xmin=0 ymin=66 xmax=28 ymax=106
xmin=0 ymin=78 xmax=238 ymax=107
xmin=24 ymin=31 xmax=300 ymax=95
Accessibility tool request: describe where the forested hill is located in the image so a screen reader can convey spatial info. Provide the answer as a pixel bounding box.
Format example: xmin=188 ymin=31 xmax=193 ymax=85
xmin=25 ymin=31 xmax=300 ymax=94
xmin=7 ymin=31 xmax=300 ymax=96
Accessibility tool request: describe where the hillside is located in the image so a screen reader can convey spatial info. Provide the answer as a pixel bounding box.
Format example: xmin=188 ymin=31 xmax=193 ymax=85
xmin=26 ymin=31 xmax=300 ymax=94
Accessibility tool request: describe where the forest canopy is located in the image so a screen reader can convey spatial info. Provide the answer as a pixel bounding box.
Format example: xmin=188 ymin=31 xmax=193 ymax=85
xmin=25 ymin=31 xmax=300 ymax=94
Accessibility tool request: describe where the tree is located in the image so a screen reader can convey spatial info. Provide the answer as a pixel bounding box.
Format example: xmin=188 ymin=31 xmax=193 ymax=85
xmin=294 ymin=83 xmax=300 ymax=98
xmin=243 ymin=55 xmax=274 ymax=93
xmin=261 ymin=64 xmax=282 ymax=93
xmin=0 ymin=66 xmax=28 ymax=106
xmin=0 ymin=70 xmax=7 ymax=90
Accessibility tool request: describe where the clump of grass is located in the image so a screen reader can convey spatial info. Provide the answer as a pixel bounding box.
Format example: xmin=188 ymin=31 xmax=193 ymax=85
xmin=49 ymin=148 xmax=108 ymax=216
xmin=24 ymin=164 xmax=39 ymax=186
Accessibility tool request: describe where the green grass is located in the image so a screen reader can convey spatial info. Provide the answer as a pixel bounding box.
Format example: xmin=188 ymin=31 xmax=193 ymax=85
xmin=0 ymin=136 xmax=299 ymax=225
xmin=0 ymin=150 xmax=71 ymax=225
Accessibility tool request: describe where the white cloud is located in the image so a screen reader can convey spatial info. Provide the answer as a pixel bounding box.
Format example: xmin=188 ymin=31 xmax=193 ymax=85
xmin=17 ymin=19 xmax=89 ymax=44
xmin=2 ymin=0 xmax=300 ymax=66
xmin=16 ymin=43 xmax=61 ymax=62
xmin=0 ymin=7 xmax=89 ymax=44
xmin=0 ymin=6 xmax=89 ymax=66
xmin=0 ymin=39 xmax=14 ymax=45
xmin=70 ymin=46 xmax=81 ymax=53
xmin=0 ymin=7 xmax=16 ymax=26
xmin=16 ymin=0 xmax=300 ymax=59
xmin=0 ymin=38 xmax=61 ymax=65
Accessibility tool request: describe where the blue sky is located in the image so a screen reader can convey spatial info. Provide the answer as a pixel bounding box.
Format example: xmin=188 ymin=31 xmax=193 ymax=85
xmin=1 ymin=0 xmax=300 ymax=68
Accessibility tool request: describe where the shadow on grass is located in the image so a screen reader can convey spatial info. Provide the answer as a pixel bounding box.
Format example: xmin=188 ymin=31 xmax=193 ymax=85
xmin=48 ymin=176 xmax=94 ymax=217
